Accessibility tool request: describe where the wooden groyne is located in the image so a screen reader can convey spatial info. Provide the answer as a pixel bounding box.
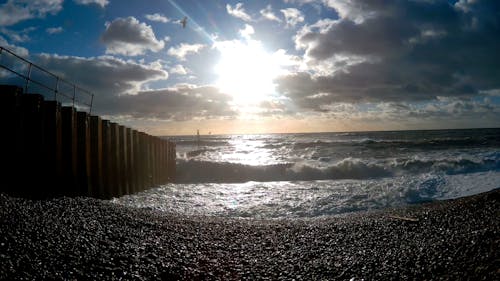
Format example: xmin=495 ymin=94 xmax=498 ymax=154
xmin=0 ymin=85 xmax=176 ymax=199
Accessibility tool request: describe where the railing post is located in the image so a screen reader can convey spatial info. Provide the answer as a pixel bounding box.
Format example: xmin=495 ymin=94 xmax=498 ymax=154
xmin=54 ymin=77 xmax=59 ymax=100
xmin=72 ymin=85 xmax=76 ymax=108
xmin=24 ymin=63 xmax=32 ymax=93
xmin=89 ymin=94 xmax=94 ymax=114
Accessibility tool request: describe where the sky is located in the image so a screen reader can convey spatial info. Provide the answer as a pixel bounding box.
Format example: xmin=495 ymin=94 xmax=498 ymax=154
xmin=0 ymin=0 xmax=499 ymax=135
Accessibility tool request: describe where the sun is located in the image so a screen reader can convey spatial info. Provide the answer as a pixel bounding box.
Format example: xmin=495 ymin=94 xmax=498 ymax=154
xmin=214 ymin=40 xmax=282 ymax=104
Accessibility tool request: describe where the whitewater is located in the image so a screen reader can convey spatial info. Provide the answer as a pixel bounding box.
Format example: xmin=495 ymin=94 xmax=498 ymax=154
xmin=113 ymin=128 xmax=500 ymax=218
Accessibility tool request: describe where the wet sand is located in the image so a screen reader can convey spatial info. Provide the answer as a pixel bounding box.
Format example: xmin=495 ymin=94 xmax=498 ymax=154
xmin=1 ymin=189 xmax=498 ymax=280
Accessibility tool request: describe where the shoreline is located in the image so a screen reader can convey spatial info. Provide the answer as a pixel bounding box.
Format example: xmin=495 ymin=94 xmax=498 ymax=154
xmin=1 ymin=189 xmax=499 ymax=280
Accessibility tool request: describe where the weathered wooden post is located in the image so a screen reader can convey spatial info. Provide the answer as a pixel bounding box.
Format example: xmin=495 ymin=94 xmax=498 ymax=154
xmin=170 ymin=142 xmax=176 ymax=182
xmin=160 ymin=139 xmax=166 ymax=183
xmin=77 ymin=111 xmax=91 ymax=196
xmin=43 ymin=100 xmax=62 ymax=197
xmin=20 ymin=94 xmax=45 ymax=197
xmin=118 ymin=125 xmax=128 ymax=195
xmin=139 ymin=132 xmax=149 ymax=191
xmin=131 ymin=130 xmax=139 ymax=193
xmin=101 ymin=120 xmax=114 ymax=199
xmin=0 ymin=85 xmax=23 ymax=195
xmin=152 ymin=137 xmax=159 ymax=186
xmin=61 ymin=106 xmax=78 ymax=196
xmin=90 ymin=115 xmax=103 ymax=198
xmin=126 ymin=127 xmax=134 ymax=194
xmin=110 ymin=122 xmax=120 ymax=197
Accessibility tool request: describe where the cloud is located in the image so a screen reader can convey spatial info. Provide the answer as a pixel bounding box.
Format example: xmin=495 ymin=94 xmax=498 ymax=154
xmin=276 ymin=0 xmax=500 ymax=113
xmin=280 ymin=8 xmax=305 ymax=28
xmin=101 ymin=17 xmax=165 ymax=56
xmin=34 ymin=54 xmax=168 ymax=111
xmin=169 ymin=64 xmax=188 ymax=75
xmin=46 ymin=26 xmax=63 ymax=34
xmin=73 ymin=0 xmax=109 ymax=8
xmin=0 ymin=27 xmax=34 ymax=42
xmin=239 ymin=24 xmax=254 ymax=39
xmin=0 ymin=35 xmax=28 ymax=56
xmin=260 ymin=5 xmax=281 ymax=22
xmin=145 ymin=13 xmax=169 ymax=23
xmin=167 ymin=43 xmax=206 ymax=61
xmin=31 ymin=53 xmax=234 ymax=121
xmin=105 ymin=84 xmax=236 ymax=121
xmin=0 ymin=0 xmax=63 ymax=26
xmin=226 ymin=3 xmax=252 ymax=22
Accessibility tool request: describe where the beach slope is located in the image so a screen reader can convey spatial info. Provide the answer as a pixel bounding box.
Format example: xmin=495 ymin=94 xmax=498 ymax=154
xmin=1 ymin=189 xmax=499 ymax=280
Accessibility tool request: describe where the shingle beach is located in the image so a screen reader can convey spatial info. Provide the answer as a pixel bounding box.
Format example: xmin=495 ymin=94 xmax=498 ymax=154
xmin=1 ymin=189 xmax=498 ymax=280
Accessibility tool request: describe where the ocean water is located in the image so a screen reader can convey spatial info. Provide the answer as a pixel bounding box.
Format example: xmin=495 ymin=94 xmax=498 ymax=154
xmin=113 ymin=128 xmax=500 ymax=218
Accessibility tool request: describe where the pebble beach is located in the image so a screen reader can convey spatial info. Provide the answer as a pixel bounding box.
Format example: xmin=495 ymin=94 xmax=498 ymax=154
xmin=1 ymin=189 xmax=499 ymax=280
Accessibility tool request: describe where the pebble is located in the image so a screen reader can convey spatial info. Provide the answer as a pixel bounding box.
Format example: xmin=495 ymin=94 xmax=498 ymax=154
xmin=0 ymin=189 xmax=499 ymax=280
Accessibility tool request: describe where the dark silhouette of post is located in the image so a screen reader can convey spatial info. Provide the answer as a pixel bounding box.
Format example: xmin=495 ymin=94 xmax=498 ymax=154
xmin=110 ymin=122 xmax=120 ymax=197
xmin=0 ymin=85 xmax=23 ymax=195
xmin=118 ymin=125 xmax=128 ymax=195
xmin=90 ymin=115 xmax=103 ymax=198
xmin=77 ymin=112 xmax=92 ymax=196
xmin=61 ymin=106 xmax=78 ymax=196
xmin=101 ymin=120 xmax=114 ymax=199
xmin=43 ymin=100 xmax=62 ymax=197
xmin=20 ymin=94 xmax=45 ymax=197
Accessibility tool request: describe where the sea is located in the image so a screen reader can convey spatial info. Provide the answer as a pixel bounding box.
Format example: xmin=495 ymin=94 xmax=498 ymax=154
xmin=113 ymin=128 xmax=500 ymax=219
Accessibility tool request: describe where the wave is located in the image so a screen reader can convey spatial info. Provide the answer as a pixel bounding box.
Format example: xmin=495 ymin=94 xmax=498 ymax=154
xmin=176 ymin=156 xmax=500 ymax=183
xmin=288 ymin=136 xmax=500 ymax=150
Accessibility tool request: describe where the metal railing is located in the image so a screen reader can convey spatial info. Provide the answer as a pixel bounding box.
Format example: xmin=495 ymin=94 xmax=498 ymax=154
xmin=0 ymin=46 xmax=94 ymax=113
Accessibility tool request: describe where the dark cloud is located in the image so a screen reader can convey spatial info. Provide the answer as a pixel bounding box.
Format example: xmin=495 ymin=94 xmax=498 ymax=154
xmin=101 ymin=17 xmax=165 ymax=56
xmin=34 ymin=53 xmax=167 ymax=113
xmin=106 ymin=85 xmax=236 ymax=121
xmin=278 ymin=0 xmax=500 ymax=111
xmin=33 ymin=54 xmax=235 ymax=121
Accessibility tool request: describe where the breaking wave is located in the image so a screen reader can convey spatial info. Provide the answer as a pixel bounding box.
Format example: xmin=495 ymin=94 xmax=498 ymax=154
xmin=176 ymin=155 xmax=500 ymax=183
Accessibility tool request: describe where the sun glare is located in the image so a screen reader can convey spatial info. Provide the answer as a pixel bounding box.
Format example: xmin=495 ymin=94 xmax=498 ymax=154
xmin=214 ymin=40 xmax=282 ymax=104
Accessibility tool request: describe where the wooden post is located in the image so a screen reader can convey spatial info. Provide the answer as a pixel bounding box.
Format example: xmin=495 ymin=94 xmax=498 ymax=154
xmin=43 ymin=100 xmax=62 ymax=197
xmin=0 ymin=85 xmax=23 ymax=195
xmin=126 ymin=127 xmax=134 ymax=194
xmin=118 ymin=125 xmax=128 ymax=195
xmin=170 ymin=142 xmax=176 ymax=182
xmin=109 ymin=122 xmax=120 ymax=197
xmin=77 ymin=112 xmax=91 ymax=196
xmin=61 ymin=106 xmax=77 ymax=196
xmin=90 ymin=116 xmax=103 ymax=198
xmin=160 ymin=140 xmax=166 ymax=183
xmin=101 ymin=120 xmax=113 ymax=199
xmin=20 ymin=94 xmax=45 ymax=198
xmin=132 ymin=130 xmax=141 ymax=192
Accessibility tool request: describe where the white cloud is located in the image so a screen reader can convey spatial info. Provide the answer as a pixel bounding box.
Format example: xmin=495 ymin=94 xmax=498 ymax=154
xmin=239 ymin=24 xmax=254 ymax=39
xmin=226 ymin=3 xmax=252 ymax=22
xmin=167 ymin=43 xmax=206 ymax=61
xmin=0 ymin=27 xmax=34 ymax=42
xmin=0 ymin=35 xmax=28 ymax=56
xmin=46 ymin=26 xmax=63 ymax=34
xmin=283 ymin=0 xmax=317 ymax=4
xmin=145 ymin=13 xmax=169 ymax=23
xmin=101 ymin=17 xmax=165 ymax=56
xmin=0 ymin=0 xmax=63 ymax=26
xmin=260 ymin=5 xmax=281 ymax=22
xmin=169 ymin=64 xmax=188 ymax=75
xmin=280 ymin=8 xmax=304 ymax=28
xmin=73 ymin=0 xmax=109 ymax=8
